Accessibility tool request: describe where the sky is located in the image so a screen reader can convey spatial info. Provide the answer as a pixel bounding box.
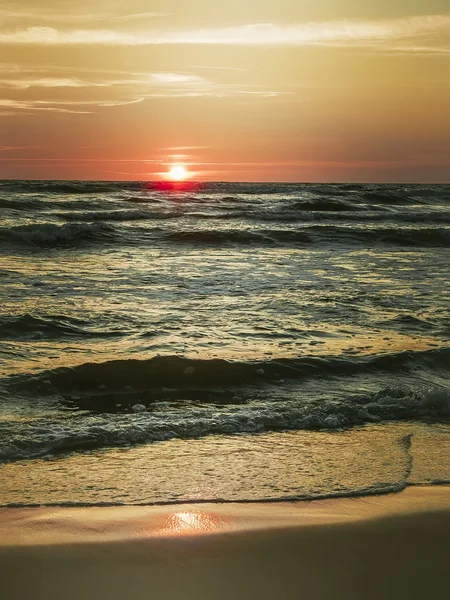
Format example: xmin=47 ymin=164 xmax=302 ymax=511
xmin=0 ymin=0 xmax=449 ymax=182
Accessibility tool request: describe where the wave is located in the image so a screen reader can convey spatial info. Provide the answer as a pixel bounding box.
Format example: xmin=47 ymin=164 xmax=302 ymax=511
xmin=246 ymin=210 xmax=450 ymax=225
xmin=0 ymin=380 xmax=448 ymax=462
xmin=2 ymin=200 xmax=448 ymax=230
xmin=1 ymin=180 xmax=449 ymax=200
xmin=376 ymin=315 xmax=434 ymax=328
xmin=0 ymin=197 xmax=58 ymax=211
xmin=56 ymin=209 xmax=181 ymax=222
xmin=163 ymin=229 xmax=313 ymax=245
xmin=292 ymin=198 xmax=363 ymax=211
xmin=336 ymin=225 xmax=450 ymax=246
xmin=0 ymin=181 xmax=144 ymax=195
xmin=8 ymin=348 xmax=449 ymax=393
xmin=0 ymin=314 xmax=125 ymax=340
xmin=0 ymin=222 xmax=115 ymax=247
xmin=361 ymin=191 xmax=415 ymax=204
xmin=164 ymin=226 xmax=450 ymax=247
xmin=2 ymin=220 xmax=449 ymax=249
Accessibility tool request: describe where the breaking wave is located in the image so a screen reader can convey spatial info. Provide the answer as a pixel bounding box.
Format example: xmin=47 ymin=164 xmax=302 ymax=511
xmin=0 ymin=379 xmax=448 ymax=462
xmin=8 ymin=347 xmax=450 ymax=392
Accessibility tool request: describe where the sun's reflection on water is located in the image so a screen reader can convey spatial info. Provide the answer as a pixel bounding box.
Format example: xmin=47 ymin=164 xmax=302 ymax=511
xmin=152 ymin=510 xmax=227 ymax=537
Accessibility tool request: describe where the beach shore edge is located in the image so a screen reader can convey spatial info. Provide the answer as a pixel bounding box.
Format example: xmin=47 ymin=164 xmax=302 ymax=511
xmin=0 ymin=485 xmax=449 ymax=599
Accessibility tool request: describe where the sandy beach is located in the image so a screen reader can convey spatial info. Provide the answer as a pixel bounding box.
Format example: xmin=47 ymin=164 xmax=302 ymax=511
xmin=1 ymin=486 xmax=449 ymax=599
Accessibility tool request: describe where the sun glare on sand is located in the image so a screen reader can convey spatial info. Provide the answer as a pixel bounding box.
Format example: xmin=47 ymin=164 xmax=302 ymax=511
xmin=168 ymin=165 xmax=189 ymax=181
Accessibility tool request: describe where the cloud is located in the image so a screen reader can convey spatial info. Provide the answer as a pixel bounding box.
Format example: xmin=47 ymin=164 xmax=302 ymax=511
xmin=191 ymin=65 xmax=248 ymax=72
xmin=142 ymin=90 xmax=289 ymax=99
xmin=0 ymin=77 xmax=109 ymax=89
xmin=134 ymin=72 xmax=286 ymax=99
xmin=0 ymin=99 xmax=92 ymax=113
xmin=0 ymin=97 xmax=144 ymax=114
xmin=0 ymin=63 xmax=152 ymax=76
xmin=149 ymin=73 xmax=205 ymax=84
xmin=0 ymin=144 xmax=38 ymax=151
xmin=161 ymin=146 xmax=211 ymax=151
xmin=0 ymin=15 xmax=449 ymax=48
xmin=0 ymin=71 xmax=207 ymax=91
xmin=118 ymin=13 xmax=169 ymax=21
xmin=360 ymin=44 xmax=450 ymax=56
xmin=0 ymin=67 xmax=280 ymax=97
xmin=0 ymin=27 xmax=135 ymax=45
xmin=0 ymin=7 xmax=167 ymax=23
xmin=0 ymin=63 xmax=286 ymax=116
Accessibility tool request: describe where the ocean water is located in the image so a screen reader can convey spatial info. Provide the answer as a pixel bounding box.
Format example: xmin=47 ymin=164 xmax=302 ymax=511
xmin=0 ymin=180 xmax=449 ymax=506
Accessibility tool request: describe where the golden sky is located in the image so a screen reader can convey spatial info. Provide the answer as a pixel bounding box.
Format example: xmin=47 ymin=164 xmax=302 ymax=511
xmin=0 ymin=0 xmax=449 ymax=181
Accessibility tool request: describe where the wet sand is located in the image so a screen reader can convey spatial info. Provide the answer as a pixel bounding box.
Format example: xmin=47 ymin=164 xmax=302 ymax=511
xmin=0 ymin=486 xmax=449 ymax=600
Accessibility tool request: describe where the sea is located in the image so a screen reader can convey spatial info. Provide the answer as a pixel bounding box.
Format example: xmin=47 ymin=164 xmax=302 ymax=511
xmin=0 ymin=180 xmax=449 ymax=506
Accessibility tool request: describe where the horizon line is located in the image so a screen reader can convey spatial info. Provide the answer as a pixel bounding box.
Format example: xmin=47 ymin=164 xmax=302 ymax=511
xmin=1 ymin=178 xmax=449 ymax=185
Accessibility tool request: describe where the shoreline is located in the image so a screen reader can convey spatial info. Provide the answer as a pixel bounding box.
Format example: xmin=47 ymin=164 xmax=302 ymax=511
xmin=1 ymin=486 xmax=449 ymax=599
xmin=2 ymin=479 xmax=447 ymax=509
xmin=2 ymin=422 xmax=449 ymax=507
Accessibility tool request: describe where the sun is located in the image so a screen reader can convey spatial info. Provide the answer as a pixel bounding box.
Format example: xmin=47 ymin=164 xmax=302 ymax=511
xmin=168 ymin=165 xmax=188 ymax=181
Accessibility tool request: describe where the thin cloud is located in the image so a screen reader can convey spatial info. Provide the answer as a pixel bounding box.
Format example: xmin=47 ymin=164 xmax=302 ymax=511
xmin=0 ymin=15 xmax=449 ymax=48
xmin=0 ymin=157 xmax=162 ymax=162
xmin=119 ymin=13 xmax=169 ymax=21
xmin=0 ymin=99 xmax=92 ymax=113
xmin=191 ymin=65 xmax=248 ymax=72
xmin=0 ymin=97 xmax=144 ymax=114
xmin=0 ymin=63 xmax=155 ymax=76
xmin=0 ymin=73 xmax=206 ymax=89
xmin=33 ymin=98 xmax=145 ymax=107
xmin=0 ymin=66 xmax=285 ymax=115
xmin=161 ymin=146 xmax=211 ymax=151
xmin=0 ymin=7 xmax=167 ymax=23
xmin=149 ymin=73 xmax=205 ymax=84
xmin=361 ymin=44 xmax=450 ymax=55
xmin=0 ymin=77 xmax=109 ymax=89
xmin=0 ymin=144 xmax=38 ymax=151
xmin=142 ymin=90 xmax=290 ymax=99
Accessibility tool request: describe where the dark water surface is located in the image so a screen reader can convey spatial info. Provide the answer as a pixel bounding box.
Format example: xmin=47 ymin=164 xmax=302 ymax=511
xmin=0 ymin=181 xmax=449 ymax=504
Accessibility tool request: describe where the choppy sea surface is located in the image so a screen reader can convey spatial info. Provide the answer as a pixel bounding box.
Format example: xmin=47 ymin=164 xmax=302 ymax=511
xmin=0 ymin=180 xmax=449 ymax=506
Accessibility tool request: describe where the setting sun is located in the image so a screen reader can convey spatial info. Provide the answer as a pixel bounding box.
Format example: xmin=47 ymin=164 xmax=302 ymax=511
xmin=168 ymin=165 xmax=188 ymax=181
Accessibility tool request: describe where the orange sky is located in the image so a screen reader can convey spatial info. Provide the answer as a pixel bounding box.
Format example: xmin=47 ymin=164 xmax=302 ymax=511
xmin=0 ymin=0 xmax=449 ymax=182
